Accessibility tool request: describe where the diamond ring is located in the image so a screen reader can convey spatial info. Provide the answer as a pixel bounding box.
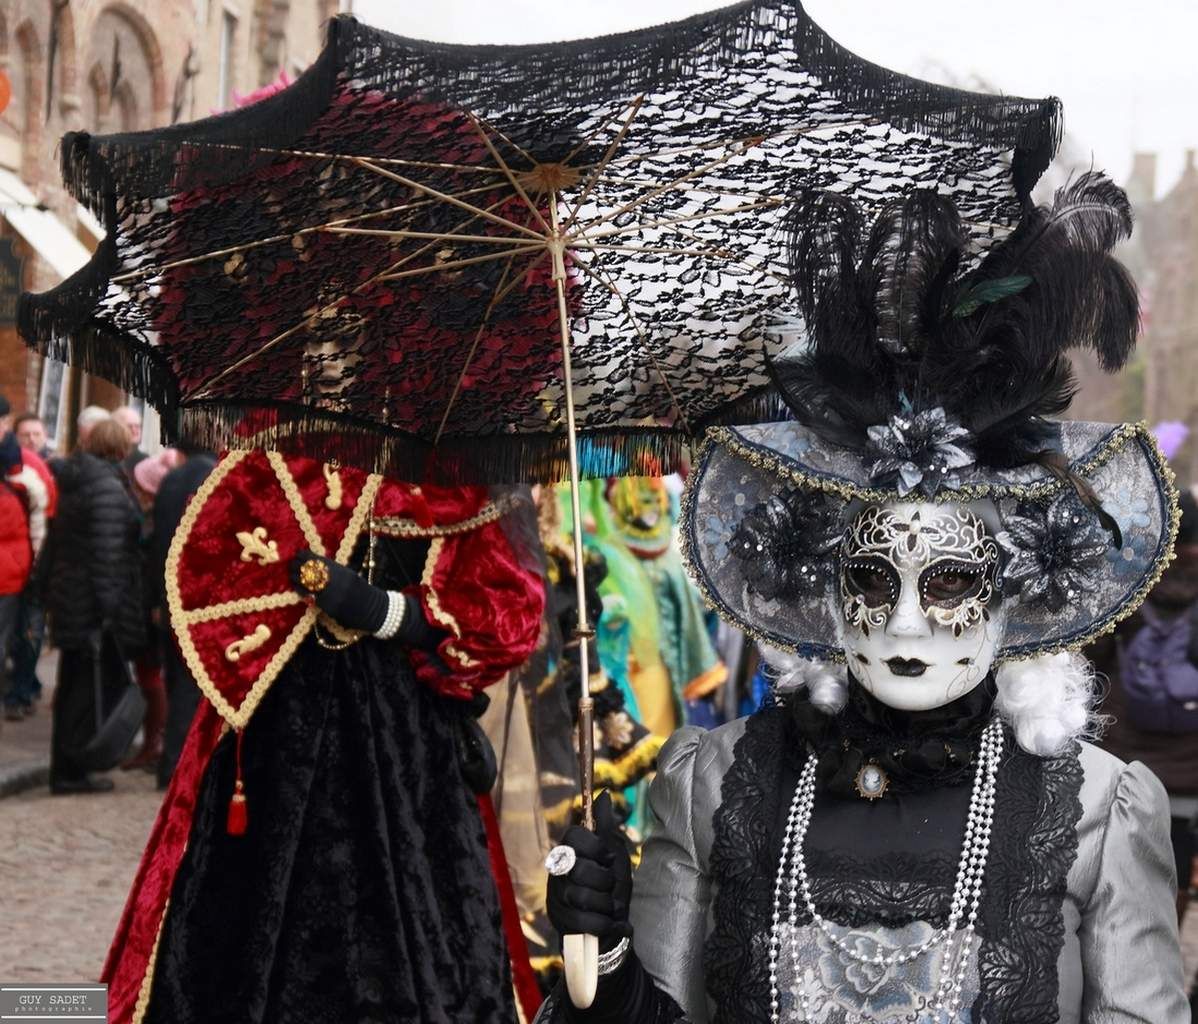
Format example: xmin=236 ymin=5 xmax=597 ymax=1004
xmin=544 ymin=845 xmax=577 ymax=877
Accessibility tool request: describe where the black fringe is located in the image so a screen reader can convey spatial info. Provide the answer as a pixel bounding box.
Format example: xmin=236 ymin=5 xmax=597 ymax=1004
xmin=16 ymin=196 xmax=181 ymax=415
xmin=173 ymin=400 xmax=696 ymax=485
xmin=61 ymin=16 xmax=344 ymax=216
xmin=790 ymin=7 xmax=1061 ymax=202
xmin=697 ymin=384 xmax=792 ymax=430
xmin=17 ymin=0 xmax=1058 ymax=486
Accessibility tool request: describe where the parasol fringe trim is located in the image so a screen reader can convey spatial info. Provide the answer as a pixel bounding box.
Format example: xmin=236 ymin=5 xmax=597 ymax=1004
xmin=16 ymin=0 xmax=1062 ymax=478
xmin=16 ymin=228 xmax=180 ymax=414
xmin=171 ymin=403 xmax=698 ymax=483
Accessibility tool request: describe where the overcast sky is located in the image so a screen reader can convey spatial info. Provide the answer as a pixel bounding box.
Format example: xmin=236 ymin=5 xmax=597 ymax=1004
xmin=349 ymin=0 xmax=1196 ymax=198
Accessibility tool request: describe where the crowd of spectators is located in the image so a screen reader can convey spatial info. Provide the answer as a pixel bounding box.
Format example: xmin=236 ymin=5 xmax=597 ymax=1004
xmin=0 ymin=395 xmax=213 ymax=796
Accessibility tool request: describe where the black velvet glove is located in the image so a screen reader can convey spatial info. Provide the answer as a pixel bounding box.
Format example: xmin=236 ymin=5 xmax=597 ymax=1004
xmin=289 ymin=551 xmax=388 ymax=633
xmin=555 ymin=953 xmax=686 ymax=1024
xmin=547 ymin=791 xmax=633 ymax=948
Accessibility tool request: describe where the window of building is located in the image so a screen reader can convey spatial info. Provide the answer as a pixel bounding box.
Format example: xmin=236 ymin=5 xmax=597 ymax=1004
xmin=113 ymin=80 xmax=138 ymax=132
xmin=218 ymin=11 xmax=237 ymax=110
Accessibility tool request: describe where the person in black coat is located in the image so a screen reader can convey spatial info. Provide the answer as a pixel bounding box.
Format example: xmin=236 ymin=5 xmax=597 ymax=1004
xmin=43 ymin=419 xmax=147 ymax=794
xmin=149 ymin=444 xmax=216 ymax=788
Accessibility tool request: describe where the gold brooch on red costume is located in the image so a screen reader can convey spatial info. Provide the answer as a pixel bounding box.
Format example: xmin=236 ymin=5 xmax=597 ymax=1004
xmin=165 ymin=450 xmax=380 ymax=732
xmin=297 ymin=558 xmax=331 ymax=594
xmin=165 ymin=450 xmax=381 ymax=836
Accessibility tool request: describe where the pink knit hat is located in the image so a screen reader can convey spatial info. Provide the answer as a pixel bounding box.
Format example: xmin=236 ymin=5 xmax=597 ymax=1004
xmin=133 ymin=449 xmax=180 ymax=496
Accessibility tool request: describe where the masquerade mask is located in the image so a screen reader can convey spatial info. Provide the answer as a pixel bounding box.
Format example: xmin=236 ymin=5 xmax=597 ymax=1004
xmin=839 ymin=502 xmax=1002 ymax=711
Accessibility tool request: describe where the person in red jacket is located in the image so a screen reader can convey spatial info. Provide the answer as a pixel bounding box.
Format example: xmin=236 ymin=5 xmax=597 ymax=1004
xmin=4 ymin=413 xmax=58 ymax=720
xmin=0 ymin=397 xmax=36 ymax=720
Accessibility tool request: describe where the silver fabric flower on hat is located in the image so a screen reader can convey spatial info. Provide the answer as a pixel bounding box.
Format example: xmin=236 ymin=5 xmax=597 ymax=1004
xmin=997 ymin=492 xmax=1110 ymax=612
xmin=865 ymin=407 xmax=976 ymax=497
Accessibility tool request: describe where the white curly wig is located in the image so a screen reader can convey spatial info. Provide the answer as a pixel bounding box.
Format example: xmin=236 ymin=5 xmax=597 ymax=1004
xmin=760 ymin=646 xmax=1104 ymax=758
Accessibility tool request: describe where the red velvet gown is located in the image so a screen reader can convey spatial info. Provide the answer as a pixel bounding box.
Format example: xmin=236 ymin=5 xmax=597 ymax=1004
xmin=100 ymin=453 xmax=544 ymax=1024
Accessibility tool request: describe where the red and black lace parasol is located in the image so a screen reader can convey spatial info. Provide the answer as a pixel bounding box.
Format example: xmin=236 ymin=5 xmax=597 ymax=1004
xmin=19 ymin=3 xmax=1058 ymax=484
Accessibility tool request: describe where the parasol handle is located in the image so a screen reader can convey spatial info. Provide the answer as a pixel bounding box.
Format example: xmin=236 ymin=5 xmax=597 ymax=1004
xmin=549 ymin=192 xmax=600 ymax=1008
xmin=564 ymin=932 xmax=600 ymax=1009
xmin=565 ymin=641 xmax=597 ymax=1007
xmin=563 ymin=665 xmax=599 ymax=1008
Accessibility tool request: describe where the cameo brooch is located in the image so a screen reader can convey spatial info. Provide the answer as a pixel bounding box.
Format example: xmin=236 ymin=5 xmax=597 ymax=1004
xmin=854 ymin=762 xmax=890 ymax=800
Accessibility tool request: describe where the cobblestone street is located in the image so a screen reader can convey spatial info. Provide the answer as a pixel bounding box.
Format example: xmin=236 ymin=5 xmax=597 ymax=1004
xmin=0 ymin=771 xmax=161 ymax=982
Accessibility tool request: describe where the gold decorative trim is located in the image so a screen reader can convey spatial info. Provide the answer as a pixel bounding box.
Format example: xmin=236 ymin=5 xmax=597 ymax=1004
xmin=178 ymin=591 xmax=304 ymax=625
xmin=336 ymin=472 xmax=382 ymax=562
xmin=308 ymin=471 xmax=383 ymax=650
xmin=709 ymin=420 xmax=1145 ymax=504
xmin=225 ymin=624 xmax=272 ymax=662
xmin=166 ymin=451 xmax=383 ymax=731
xmin=373 ymin=494 xmax=513 ymax=538
xmin=235 ymin=526 xmax=280 ymax=565
xmin=266 ymin=451 xmax=326 ymax=555
xmin=421 ymin=536 xmax=482 ymax=669
xmin=129 ymin=897 xmax=171 ymax=1024
xmin=323 ymin=462 xmax=343 ymax=510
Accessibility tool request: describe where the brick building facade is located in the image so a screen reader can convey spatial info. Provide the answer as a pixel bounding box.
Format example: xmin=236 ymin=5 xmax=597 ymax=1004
xmin=0 ymin=0 xmax=336 ymax=448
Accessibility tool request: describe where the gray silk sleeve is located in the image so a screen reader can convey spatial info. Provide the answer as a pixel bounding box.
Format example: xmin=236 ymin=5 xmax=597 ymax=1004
xmin=1078 ymin=759 xmax=1188 ymax=1021
xmin=629 ymin=726 xmax=712 ymax=1023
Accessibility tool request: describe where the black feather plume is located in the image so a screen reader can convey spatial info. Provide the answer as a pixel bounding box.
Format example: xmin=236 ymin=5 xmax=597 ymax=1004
xmin=772 ymin=173 xmax=1139 ymax=468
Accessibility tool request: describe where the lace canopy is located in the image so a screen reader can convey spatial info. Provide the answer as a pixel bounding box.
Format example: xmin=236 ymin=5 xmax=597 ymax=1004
xmin=20 ymin=1 xmax=1058 ymax=482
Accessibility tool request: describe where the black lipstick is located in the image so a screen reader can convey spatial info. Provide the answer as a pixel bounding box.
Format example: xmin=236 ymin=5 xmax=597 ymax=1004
xmin=885 ymin=656 xmax=929 ymax=677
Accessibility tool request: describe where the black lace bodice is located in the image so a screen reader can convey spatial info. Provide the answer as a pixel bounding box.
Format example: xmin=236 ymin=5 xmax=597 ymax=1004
xmin=704 ymin=705 xmax=1084 ymax=1023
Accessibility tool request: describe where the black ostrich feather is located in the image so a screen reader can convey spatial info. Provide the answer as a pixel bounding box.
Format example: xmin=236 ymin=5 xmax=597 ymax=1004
xmin=772 ymin=172 xmax=1139 ymax=469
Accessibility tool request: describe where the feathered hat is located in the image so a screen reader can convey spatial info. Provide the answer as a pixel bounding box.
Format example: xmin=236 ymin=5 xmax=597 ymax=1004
xmin=682 ymin=173 xmax=1179 ymax=662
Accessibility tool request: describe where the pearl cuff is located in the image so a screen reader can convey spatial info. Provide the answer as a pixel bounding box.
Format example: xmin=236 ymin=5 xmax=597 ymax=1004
xmin=373 ymin=591 xmax=407 ymax=640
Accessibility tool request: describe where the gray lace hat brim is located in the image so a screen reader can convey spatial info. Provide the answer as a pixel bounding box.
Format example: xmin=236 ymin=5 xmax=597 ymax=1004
xmin=680 ymin=421 xmax=1179 ymax=662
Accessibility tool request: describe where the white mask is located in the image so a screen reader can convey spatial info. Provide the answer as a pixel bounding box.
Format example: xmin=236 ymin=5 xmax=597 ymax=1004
xmin=838 ymin=501 xmax=1004 ymax=711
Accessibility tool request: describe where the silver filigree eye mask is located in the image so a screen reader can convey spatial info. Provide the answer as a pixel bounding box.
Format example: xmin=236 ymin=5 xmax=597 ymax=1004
xmin=839 ymin=505 xmax=1000 ymax=636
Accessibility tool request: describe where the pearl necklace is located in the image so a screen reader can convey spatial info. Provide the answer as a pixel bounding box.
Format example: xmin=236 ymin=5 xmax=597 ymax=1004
xmin=769 ymin=716 xmax=1004 ymax=1023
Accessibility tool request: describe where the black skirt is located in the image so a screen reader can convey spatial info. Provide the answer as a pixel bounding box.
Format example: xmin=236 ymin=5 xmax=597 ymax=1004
xmin=144 ymin=636 xmax=516 ymax=1023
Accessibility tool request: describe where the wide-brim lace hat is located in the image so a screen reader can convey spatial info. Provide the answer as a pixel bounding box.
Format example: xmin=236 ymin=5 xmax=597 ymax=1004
xmin=683 ymin=420 xmax=1177 ymax=662
xmin=681 ymin=175 xmax=1180 ymax=662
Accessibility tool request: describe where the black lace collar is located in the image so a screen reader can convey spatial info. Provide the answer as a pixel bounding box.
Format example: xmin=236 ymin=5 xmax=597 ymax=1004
xmin=789 ymin=675 xmax=996 ymax=797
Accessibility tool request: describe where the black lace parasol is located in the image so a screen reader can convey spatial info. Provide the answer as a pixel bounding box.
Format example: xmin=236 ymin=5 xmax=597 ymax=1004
xmin=20 ymin=1 xmax=1059 ymax=485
